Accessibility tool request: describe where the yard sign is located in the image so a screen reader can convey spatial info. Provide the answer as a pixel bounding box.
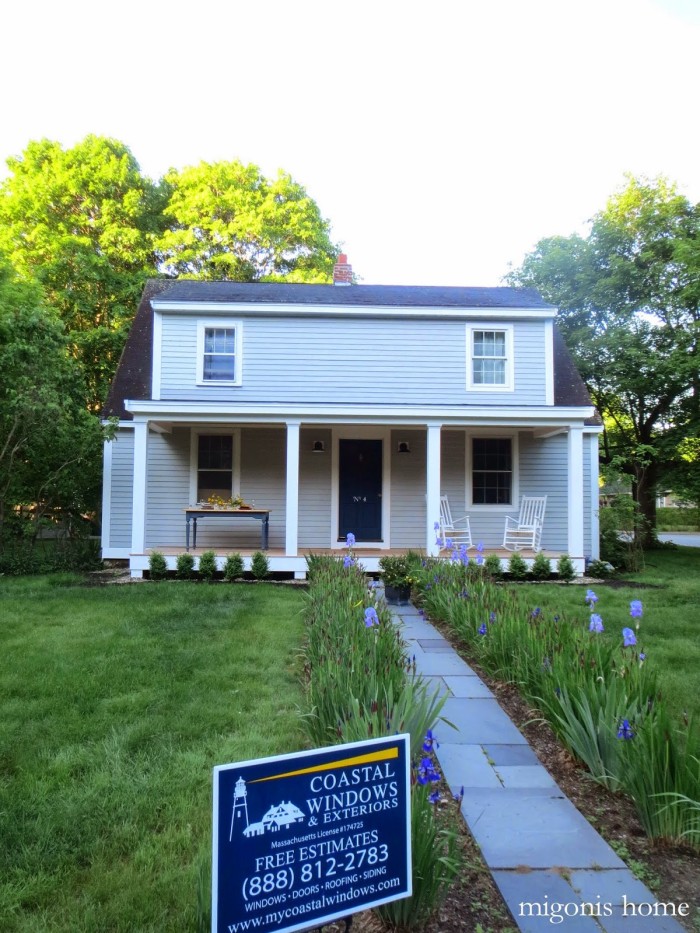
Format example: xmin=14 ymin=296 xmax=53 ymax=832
xmin=212 ymin=734 xmax=412 ymax=933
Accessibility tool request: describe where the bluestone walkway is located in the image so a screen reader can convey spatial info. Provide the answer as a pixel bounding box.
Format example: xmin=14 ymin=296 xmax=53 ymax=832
xmin=391 ymin=602 xmax=688 ymax=933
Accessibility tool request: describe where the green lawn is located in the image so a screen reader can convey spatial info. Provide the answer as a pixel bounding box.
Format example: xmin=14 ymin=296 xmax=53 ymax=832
xmin=0 ymin=577 xmax=306 ymax=933
xmin=520 ymin=546 xmax=700 ymax=728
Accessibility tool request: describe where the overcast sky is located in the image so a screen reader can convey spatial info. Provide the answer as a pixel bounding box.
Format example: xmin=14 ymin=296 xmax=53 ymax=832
xmin=2 ymin=0 xmax=699 ymax=286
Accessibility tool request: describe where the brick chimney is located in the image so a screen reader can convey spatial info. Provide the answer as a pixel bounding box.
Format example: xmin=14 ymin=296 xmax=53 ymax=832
xmin=333 ymin=254 xmax=353 ymax=285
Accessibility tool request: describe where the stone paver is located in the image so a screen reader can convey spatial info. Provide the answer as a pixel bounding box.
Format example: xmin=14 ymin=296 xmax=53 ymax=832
xmin=442 ymin=673 xmax=494 ymax=698
xmin=391 ymin=603 xmax=687 ymax=933
xmin=441 ymin=696 xmax=529 ymax=744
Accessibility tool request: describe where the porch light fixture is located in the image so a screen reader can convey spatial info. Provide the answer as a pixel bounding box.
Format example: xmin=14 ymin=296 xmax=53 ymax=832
xmin=312 ymin=440 xmax=325 ymax=453
xmin=397 ymin=441 xmax=411 ymax=454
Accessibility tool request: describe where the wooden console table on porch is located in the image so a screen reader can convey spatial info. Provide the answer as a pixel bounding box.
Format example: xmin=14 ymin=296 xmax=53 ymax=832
xmin=184 ymin=508 xmax=270 ymax=551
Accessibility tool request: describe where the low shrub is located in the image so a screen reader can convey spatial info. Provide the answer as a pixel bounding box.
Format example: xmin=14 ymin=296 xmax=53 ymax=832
xmin=557 ymin=554 xmax=576 ymax=582
xmin=250 ymin=551 xmax=269 ymax=580
xmin=148 ymin=551 xmax=168 ymax=580
xmin=198 ymin=550 xmax=217 ymax=581
xmin=175 ymin=552 xmax=195 ymax=579
xmin=586 ymin=558 xmax=613 ymax=579
xmin=483 ymin=552 xmax=502 ymax=578
xmin=657 ymin=506 xmax=700 ymax=532
xmin=223 ymin=553 xmax=244 ymax=581
xmin=530 ymin=551 xmax=552 ymax=580
xmin=507 ymin=552 xmax=528 ymax=580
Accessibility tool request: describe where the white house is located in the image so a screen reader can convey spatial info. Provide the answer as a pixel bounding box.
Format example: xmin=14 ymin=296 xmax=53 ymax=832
xmin=101 ymin=256 xmax=601 ymax=577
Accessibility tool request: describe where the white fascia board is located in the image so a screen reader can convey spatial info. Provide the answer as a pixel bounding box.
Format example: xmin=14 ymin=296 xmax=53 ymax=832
xmin=101 ymin=419 xmax=135 ymax=429
xmin=125 ymin=399 xmax=595 ymax=425
xmin=150 ymin=300 xmax=557 ymax=321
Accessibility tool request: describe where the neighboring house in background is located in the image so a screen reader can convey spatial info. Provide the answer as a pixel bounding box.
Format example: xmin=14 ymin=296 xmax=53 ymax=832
xmin=101 ymin=256 xmax=601 ymax=578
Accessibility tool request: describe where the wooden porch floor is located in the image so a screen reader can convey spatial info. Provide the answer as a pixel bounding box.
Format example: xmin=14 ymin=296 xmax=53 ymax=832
xmin=142 ymin=546 xmax=552 ymax=560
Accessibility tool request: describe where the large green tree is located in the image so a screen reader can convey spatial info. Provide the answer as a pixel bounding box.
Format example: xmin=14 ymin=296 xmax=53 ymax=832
xmin=156 ymin=160 xmax=338 ymax=282
xmin=0 ymin=136 xmax=167 ymax=410
xmin=510 ymin=176 xmax=700 ymax=543
xmin=0 ymin=255 xmax=107 ymax=546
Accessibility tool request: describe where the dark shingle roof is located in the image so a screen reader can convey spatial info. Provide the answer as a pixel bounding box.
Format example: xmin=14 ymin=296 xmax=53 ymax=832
xmin=151 ymin=281 xmax=555 ymax=309
xmin=103 ymin=280 xmax=595 ymax=420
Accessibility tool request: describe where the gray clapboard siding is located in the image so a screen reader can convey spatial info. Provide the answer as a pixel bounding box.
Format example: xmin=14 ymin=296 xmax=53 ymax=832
xmin=390 ymin=430 xmax=427 ymax=548
xmin=519 ymin=433 xmax=568 ymax=551
xmin=299 ymin=429 xmax=332 ymax=548
xmin=108 ymin=430 xmax=134 ymax=548
xmin=239 ymin=428 xmax=286 ymax=550
xmin=145 ymin=428 xmax=191 ymax=549
xmin=158 ymin=316 xmax=548 ymax=407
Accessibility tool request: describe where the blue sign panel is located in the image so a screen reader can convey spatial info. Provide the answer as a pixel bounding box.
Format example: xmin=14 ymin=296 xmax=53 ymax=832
xmin=212 ymin=734 xmax=412 ymax=933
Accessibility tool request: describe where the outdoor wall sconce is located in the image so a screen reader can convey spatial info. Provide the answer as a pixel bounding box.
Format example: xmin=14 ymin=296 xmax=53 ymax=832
xmin=312 ymin=440 xmax=326 ymax=453
xmin=397 ymin=441 xmax=411 ymax=454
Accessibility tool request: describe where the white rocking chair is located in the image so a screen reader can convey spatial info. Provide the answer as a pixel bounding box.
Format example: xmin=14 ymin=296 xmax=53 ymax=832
xmin=439 ymin=495 xmax=473 ymax=550
xmin=503 ymin=496 xmax=547 ymax=551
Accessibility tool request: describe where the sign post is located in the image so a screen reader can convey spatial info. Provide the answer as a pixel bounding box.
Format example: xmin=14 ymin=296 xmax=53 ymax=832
xmin=212 ymin=734 xmax=412 ymax=933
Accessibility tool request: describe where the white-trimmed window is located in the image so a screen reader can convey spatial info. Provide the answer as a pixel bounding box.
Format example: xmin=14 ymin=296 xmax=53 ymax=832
xmin=196 ymin=434 xmax=234 ymax=502
xmin=469 ymin=436 xmax=516 ymax=506
xmin=466 ymin=325 xmax=513 ymax=391
xmin=196 ymin=320 xmax=242 ymax=385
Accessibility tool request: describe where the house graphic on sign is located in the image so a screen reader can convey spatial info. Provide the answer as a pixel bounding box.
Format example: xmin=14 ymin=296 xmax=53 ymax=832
xmin=232 ymin=778 xmax=306 ymax=839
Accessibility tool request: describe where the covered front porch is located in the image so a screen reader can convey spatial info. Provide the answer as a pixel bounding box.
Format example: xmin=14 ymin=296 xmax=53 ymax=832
xmin=109 ymin=407 xmax=599 ymax=579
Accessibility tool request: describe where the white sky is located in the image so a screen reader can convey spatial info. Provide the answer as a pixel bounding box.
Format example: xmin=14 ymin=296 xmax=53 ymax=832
xmin=2 ymin=0 xmax=699 ymax=286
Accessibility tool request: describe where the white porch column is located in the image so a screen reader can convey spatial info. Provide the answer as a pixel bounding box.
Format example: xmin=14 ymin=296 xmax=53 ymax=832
xmin=568 ymin=425 xmax=584 ymax=559
xmin=426 ymin=423 xmax=442 ymax=556
xmin=285 ymin=420 xmax=301 ymax=556
xmin=589 ymin=431 xmax=601 ymax=560
xmin=131 ymin=420 xmax=148 ymax=575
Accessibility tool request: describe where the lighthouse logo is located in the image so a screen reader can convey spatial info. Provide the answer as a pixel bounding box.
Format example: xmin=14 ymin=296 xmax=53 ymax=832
xmin=230 ymin=776 xmax=306 ymax=841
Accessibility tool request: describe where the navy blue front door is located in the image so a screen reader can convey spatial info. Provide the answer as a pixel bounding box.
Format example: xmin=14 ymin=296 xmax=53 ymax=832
xmin=338 ymin=439 xmax=382 ymax=541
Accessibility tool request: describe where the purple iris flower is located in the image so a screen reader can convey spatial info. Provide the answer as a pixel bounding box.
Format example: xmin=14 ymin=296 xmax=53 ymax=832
xmin=489 ymin=611 xmax=497 ymax=623
xmin=364 ymin=607 xmax=379 ymax=628
xmin=630 ymin=600 xmax=643 ymax=619
xmin=422 ymin=730 xmax=436 ymax=752
xmin=478 ymin=622 xmax=488 ymax=636
xmin=617 ymin=719 xmax=634 ymax=740
xmin=589 ymin=614 xmax=604 ymax=633
xmin=343 ymin=555 xmax=354 ymax=567
xmin=428 ymin=790 xmax=441 ymax=804
xmin=346 ymin=532 xmax=356 ymax=548
xmin=622 ymin=627 xmax=637 ymax=647
xmin=585 ymin=589 xmax=598 ymax=607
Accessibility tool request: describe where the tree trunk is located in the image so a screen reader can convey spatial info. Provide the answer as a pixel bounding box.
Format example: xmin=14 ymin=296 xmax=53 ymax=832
xmin=634 ymin=467 xmax=658 ymax=548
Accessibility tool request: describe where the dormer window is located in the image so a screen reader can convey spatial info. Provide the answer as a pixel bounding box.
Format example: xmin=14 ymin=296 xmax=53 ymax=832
xmin=466 ymin=325 xmax=513 ymax=391
xmin=196 ymin=320 xmax=242 ymax=385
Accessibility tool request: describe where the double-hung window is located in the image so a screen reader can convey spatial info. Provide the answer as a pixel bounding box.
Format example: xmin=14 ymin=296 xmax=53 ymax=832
xmin=196 ymin=435 xmax=233 ymax=502
xmin=467 ymin=325 xmax=513 ymax=391
xmin=471 ymin=437 xmax=513 ymax=505
xmin=196 ymin=321 xmax=242 ymax=385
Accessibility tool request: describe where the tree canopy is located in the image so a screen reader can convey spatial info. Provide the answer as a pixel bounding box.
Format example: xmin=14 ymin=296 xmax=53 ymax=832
xmin=157 ymin=160 xmax=338 ymax=282
xmin=509 ymin=175 xmax=700 ymax=541
xmin=0 ymin=136 xmax=167 ymax=410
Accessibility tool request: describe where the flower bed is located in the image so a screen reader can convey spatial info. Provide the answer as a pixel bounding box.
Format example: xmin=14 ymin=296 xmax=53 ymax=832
xmin=411 ymin=555 xmax=700 ymax=850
